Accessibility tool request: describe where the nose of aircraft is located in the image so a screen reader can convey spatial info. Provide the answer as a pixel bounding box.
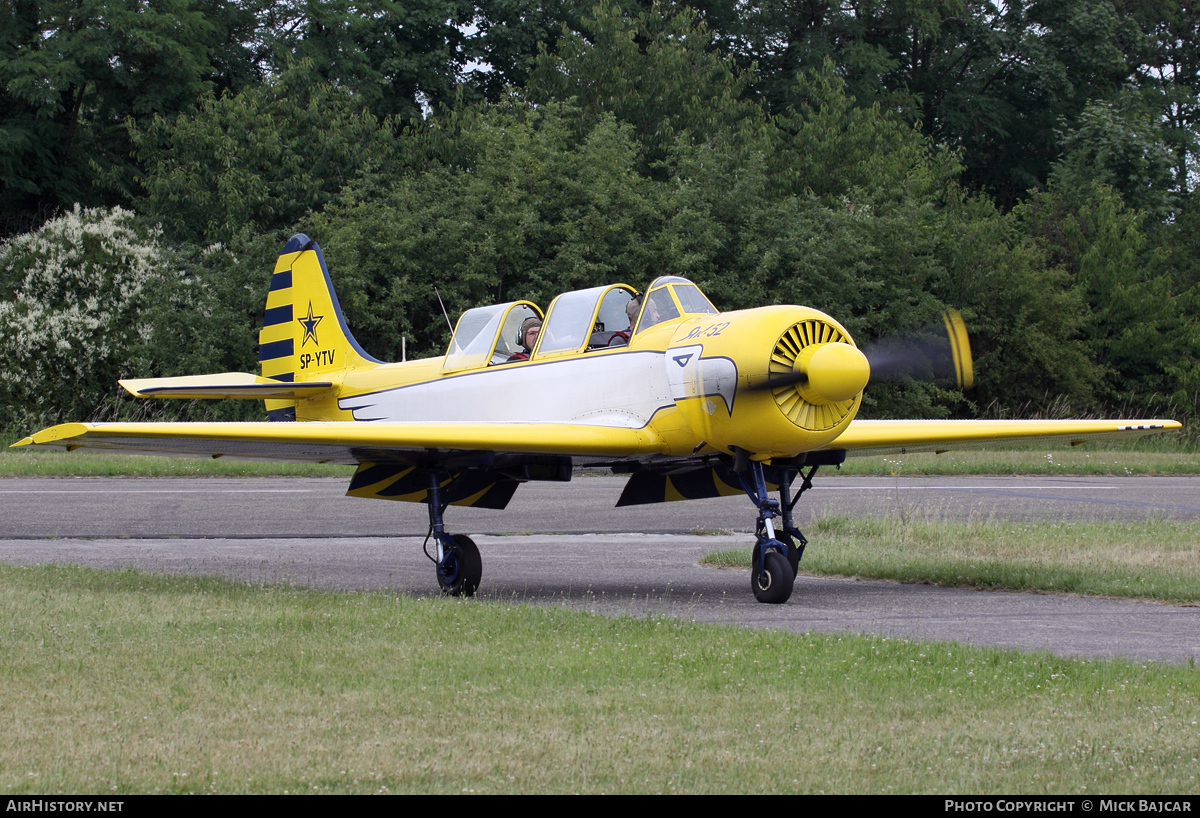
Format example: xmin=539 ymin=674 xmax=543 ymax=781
xmin=800 ymin=342 xmax=871 ymax=404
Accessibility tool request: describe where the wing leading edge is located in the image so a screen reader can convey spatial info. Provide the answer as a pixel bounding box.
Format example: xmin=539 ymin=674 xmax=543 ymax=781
xmin=822 ymin=418 xmax=1182 ymax=457
xmin=12 ymin=421 xmax=666 ymax=464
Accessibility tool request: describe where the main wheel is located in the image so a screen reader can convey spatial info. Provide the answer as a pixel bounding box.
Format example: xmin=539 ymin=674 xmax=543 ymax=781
xmin=437 ymin=534 xmax=482 ymax=597
xmin=751 ymin=548 xmax=794 ymax=604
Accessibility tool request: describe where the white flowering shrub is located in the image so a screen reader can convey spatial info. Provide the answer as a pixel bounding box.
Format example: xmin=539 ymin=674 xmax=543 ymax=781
xmin=0 ymin=206 xmax=183 ymax=432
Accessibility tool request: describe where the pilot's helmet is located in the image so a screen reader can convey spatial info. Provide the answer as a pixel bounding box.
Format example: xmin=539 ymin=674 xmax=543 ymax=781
xmin=625 ymin=295 xmax=641 ymax=325
xmin=518 ymin=316 xmax=542 ymax=349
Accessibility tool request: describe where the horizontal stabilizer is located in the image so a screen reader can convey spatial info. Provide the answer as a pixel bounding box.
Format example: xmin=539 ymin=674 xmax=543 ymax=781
xmin=120 ymin=373 xmax=335 ymax=400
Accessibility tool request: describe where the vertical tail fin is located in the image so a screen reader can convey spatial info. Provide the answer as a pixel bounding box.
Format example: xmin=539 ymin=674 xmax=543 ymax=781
xmin=258 ymin=234 xmax=380 ymax=420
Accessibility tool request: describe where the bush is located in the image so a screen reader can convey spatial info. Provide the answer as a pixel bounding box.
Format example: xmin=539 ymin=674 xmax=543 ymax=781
xmin=0 ymin=206 xmax=219 ymax=432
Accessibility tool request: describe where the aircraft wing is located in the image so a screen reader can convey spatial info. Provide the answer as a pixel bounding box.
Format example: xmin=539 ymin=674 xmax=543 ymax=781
xmin=13 ymin=416 xmax=1183 ymax=510
xmin=12 ymin=421 xmax=666 ymax=465
xmin=14 ymin=417 xmax=1181 ymax=463
xmin=821 ymin=418 xmax=1182 ymax=457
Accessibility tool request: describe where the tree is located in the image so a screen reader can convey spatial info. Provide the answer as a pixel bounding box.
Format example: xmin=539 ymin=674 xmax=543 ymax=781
xmin=1050 ymin=93 xmax=1178 ymax=223
xmin=313 ymin=102 xmax=668 ymax=360
xmin=253 ymin=0 xmax=480 ymax=121
xmin=526 ymin=2 xmax=766 ymax=177
xmin=1122 ymin=0 xmax=1200 ymax=199
xmin=692 ymin=0 xmax=1138 ymax=207
xmin=0 ymin=0 xmax=219 ymax=237
xmin=130 ymin=65 xmax=399 ymax=246
xmin=1020 ymin=181 xmax=1200 ymax=411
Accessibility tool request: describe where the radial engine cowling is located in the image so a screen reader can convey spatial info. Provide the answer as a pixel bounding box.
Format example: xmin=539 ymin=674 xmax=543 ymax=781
xmin=666 ymin=305 xmax=867 ymax=459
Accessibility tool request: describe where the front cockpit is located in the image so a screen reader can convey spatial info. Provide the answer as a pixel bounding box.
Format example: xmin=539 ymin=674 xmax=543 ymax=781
xmin=631 ymin=276 xmax=717 ymax=334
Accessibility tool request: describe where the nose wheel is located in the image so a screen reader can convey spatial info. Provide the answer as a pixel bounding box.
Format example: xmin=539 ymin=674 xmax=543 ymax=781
xmin=737 ymin=456 xmax=822 ymax=604
xmin=751 ymin=544 xmax=794 ymax=603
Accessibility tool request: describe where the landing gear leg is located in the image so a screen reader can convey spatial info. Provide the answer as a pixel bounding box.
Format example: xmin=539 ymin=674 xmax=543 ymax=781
xmin=777 ymin=465 xmax=817 ymax=578
xmin=738 ymin=459 xmax=795 ymax=604
xmin=424 ymin=470 xmax=482 ymax=597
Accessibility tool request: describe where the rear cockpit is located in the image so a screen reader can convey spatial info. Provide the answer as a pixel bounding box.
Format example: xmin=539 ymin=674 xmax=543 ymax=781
xmin=442 ymin=301 xmax=543 ymax=373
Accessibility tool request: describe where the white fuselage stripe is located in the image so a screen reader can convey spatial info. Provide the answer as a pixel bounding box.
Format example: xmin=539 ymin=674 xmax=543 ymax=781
xmin=340 ymin=350 xmax=677 ymax=428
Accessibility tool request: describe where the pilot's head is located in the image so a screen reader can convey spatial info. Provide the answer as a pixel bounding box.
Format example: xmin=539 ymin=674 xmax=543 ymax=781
xmin=518 ymin=317 xmax=542 ymax=352
xmin=626 ymin=296 xmax=641 ymax=329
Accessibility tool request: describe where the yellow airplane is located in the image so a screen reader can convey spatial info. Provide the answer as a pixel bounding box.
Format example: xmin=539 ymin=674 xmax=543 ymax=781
xmin=14 ymin=234 xmax=1182 ymax=603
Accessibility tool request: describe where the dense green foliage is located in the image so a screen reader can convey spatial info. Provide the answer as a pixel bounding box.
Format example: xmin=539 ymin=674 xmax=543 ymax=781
xmin=2 ymin=1 xmax=1197 ymax=435
xmin=1 ymin=0 xmax=224 ymax=235
xmin=0 ymin=206 xmax=191 ymax=429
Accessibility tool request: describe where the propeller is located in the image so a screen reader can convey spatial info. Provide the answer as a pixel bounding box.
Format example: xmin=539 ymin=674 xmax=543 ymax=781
xmin=860 ymin=310 xmax=973 ymax=390
xmin=751 ymin=311 xmax=973 ymax=398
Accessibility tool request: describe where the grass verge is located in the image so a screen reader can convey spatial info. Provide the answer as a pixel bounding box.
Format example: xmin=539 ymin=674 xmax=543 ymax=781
xmin=835 ymin=446 xmax=1200 ymax=476
xmin=702 ymin=518 xmax=1200 ymax=603
xmin=1 ymin=563 xmax=1198 ymax=794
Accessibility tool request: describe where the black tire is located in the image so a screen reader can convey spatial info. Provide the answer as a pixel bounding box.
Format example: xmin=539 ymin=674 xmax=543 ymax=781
xmin=437 ymin=534 xmax=482 ymax=597
xmin=754 ymin=539 xmax=800 ymax=580
xmin=779 ymin=534 xmax=801 ymax=578
xmin=751 ymin=548 xmax=794 ymax=604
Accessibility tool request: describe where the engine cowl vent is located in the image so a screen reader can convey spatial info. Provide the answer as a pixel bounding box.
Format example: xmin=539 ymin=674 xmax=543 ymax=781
xmin=770 ymin=319 xmax=861 ymax=431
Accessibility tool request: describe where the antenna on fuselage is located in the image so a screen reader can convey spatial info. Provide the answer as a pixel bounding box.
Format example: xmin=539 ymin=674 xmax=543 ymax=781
xmin=433 ymin=287 xmax=454 ymax=334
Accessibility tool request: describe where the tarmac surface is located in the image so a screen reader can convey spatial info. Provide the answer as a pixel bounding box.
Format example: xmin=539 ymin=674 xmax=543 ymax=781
xmin=2 ymin=474 xmax=1199 ymax=664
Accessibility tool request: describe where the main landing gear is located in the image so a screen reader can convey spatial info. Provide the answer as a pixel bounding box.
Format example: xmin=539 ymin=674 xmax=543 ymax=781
xmin=422 ymin=470 xmax=482 ymax=596
xmin=736 ymin=456 xmax=822 ymax=605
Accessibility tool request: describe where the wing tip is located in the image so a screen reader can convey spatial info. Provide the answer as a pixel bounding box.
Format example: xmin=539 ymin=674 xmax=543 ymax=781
xmin=11 ymin=423 xmax=92 ymax=448
xmin=118 ymin=378 xmax=146 ymax=398
xmin=1124 ymin=420 xmax=1183 ymax=432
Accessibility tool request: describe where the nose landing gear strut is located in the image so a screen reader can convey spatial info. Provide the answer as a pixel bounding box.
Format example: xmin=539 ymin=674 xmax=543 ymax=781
xmin=735 ymin=451 xmax=835 ymax=604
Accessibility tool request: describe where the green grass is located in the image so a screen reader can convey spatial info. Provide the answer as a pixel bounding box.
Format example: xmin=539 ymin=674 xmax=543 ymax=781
xmin=834 ymin=446 xmax=1200 ymax=476
xmin=703 ymin=518 xmax=1200 ymax=603
xmin=1 ymin=563 xmax=1198 ymax=794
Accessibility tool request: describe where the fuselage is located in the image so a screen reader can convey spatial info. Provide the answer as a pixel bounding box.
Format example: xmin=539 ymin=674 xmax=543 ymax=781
xmin=315 ymin=304 xmax=866 ymax=460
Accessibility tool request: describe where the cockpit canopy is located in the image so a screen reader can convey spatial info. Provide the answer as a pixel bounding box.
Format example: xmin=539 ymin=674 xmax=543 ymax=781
xmin=441 ymin=276 xmax=716 ymax=373
xmin=535 ymin=284 xmax=638 ymax=358
xmin=632 ymin=276 xmax=717 ymax=334
xmin=443 ymin=301 xmax=542 ymax=373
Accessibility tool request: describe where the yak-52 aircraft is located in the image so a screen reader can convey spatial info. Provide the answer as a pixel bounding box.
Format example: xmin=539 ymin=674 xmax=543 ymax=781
xmin=15 ymin=234 xmax=1181 ymax=603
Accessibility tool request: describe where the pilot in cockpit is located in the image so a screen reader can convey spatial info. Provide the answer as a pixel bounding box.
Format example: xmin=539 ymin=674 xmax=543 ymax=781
xmin=506 ymin=317 xmax=542 ymax=362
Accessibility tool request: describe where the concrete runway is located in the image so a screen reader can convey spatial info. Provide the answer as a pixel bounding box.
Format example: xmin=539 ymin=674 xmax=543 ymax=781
xmin=2 ymin=474 xmax=1199 ymax=664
